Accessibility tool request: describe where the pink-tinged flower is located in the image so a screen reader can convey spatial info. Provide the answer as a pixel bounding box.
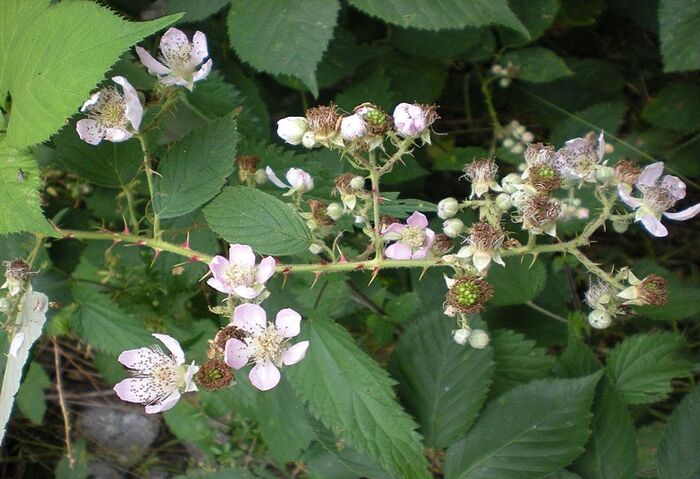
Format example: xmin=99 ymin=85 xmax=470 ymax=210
xmin=340 ymin=114 xmax=367 ymax=141
xmin=207 ymin=244 xmax=275 ymax=299
xmin=135 ymin=28 xmax=212 ymax=91
xmin=618 ymin=162 xmax=700 ymax=237
xmin=265 ymin=167 xmax=314 ymax=195
xmin=392 ymin=103 xmax=437 ymax=143
xmin=224 ymin=304 xmax=309 ymax=391
xmin=114 ymin=334 xmax=199 ymax=414
xmin=76 ymin=76 xmax=143 ymax=145
xmin=555 ymin=132 xmax=606 ymax=182
xmin=382 ymin=211 xmax=436 ymax=259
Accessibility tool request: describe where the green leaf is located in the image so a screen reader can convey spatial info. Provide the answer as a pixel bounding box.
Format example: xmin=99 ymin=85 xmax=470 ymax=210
xmin=16 ymin=362 xmax=51 ymax=425
xmin=286 ymin=317 xmax=431 ymax=479
xmin=393 ymin=312 xmax=495 ymax=448
xmin=163 ymin=400 xmax=218 ymax=459
xmin=550 ymin=100 xmax=629 ymax=146
xmin=556 ymin=0 xmax=604 ymax=26
xmin=348 ymin=0 xmax=528 ymax=36
xmin=0 ymin=138 xmax=53 ymax=235
xmin=0 ymin=1 xmax=179 ymax=148
xmin=573 ymin=378 xmax=637 ymax=479
xmin=54 ymin=125 xmax=142 ymax=188
xmin=606 ymin=332 xmax=691 ymax=405
xmin=501 ymin=0 xmax=559 ymax=46
xmin=554 ymin=332 xmax=603 ymax=379
xmin=487 ymin=257 xmax=547 ymax=306
xmin=637 ymin=423 xmax=665 ymax=478
xmin=165 ymin=0 xmax=230 ymax=23
xmin=444 ymin=373 xmax=602 ymax=479
xmin=501 ymin=47 xmax=572 ymax=83
xmin=55 ymin=439 xmax=89 ymax=479
xmin=71 ymin=286 xmax=152 ymax=356
xmin=256 ymin=378 xmax=316 ymax=464
xmin=204 ymin=186 xmax=312 ymax=256
xmin=642 ymin=82 xmax=700 ymax=135
xmin=433 ymin=147 xmax=490 ymax=171
xmin=154 ymin=115 xmax=238 ymax=219
xmin=391 ymin=27 xmax=486 ymax=58
xmin=659 ymin=0 xmax=700 ymax=72
xmin=335 ymin=69 xmax=398 ymax=112
xmin=226 ymin=0 xmax=340 ymax=96
xmin=489 ymin=329 xmax=555 ymax=397
xmin=657 ymin=384 xmax=700 ymax=479
xmin=177 ymin=468 xmax=249 ymax=479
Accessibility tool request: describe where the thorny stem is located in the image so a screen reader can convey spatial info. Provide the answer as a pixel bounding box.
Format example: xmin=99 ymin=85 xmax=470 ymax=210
xmin=137 ymin=135 xmax=160 ymax=239
xmin=120 ymin=184 xmax=140 ymax=233
xmin=480 ymin=76 xmax=501 ymax=153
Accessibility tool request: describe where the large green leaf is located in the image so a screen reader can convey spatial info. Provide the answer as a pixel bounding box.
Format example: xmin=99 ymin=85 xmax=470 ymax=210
xmin=286 ymin=317 xmax=431 ymax=479
xmin=659 ymin=0 xmax=700 ymax=72
xmin=606 ymin=332 xmax=691 ymax=405
xmin=501 ymin=47 xmax=572 ymax=83
xmin=392 ymin=312 xmax=495 ymax=448
xmin=444 ymin=373 xmax=602 ymax=479
xmin=0 ymin=0 xmax=179 ymax=148
xmin=204 ymin=186 xmax=313 ymax=256
xmin=573 ymin=378 xmax=637 ymax=479
xmin=163 ymin=400 xmax=218 ymax=459
xmin=71 ymin=286 xmax=152 ymax=356
xmin=642 ymin=81 xmax=700 ymax=135
xmin=348 ymin=0 xmax=528 ymax=35
xmin=657 ymin=385 xmax=700 ymax=479
xmin=488 ymin=257 xmax=547 ymax=306
xmin=226 ymin=0 xmax=340 ymax=96
xmin=54 ymin=125 xmax=142 ymax=188
xmin=489 ymin=329 xmax=555 ymax=397
xmin=16 ymin=362 xmax=51 ymax=425
xmin=154 ymin=115 xmax=238 ymax=219
xmin=501 ymin=0 xmax=559 ymax=46
xmin=0 ymin=138 xmax=53 ymax=235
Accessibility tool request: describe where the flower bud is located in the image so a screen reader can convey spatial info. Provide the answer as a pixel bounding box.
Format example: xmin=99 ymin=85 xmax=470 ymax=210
xmin=468 ymin=329 xmax=490 ymax=349
xmin=510 ymin=143 xmax=524 ymax=154
xmin=495 ymin=193 xmax=512 ymax=211
xmin=503 ymin=138 xmax=514 ymax=149
xmin=350 ymin=176 xmax=365 ymax=191
xmin=501 ymin=173 xmax=523 ymax=194
xmin=326 ymin=202 xmax=344 ymax=220
xmin=302 ymin=131 xmax=317 ymax=149
xmin=437 ymin=197 xmax=459 ymax=219
xmin=254 ymin=169 xmax=268 ymax=185
xmin=340 ymin=114 xmax=367 ymax=141
xmin=393 ymin=102 xmax=437 ymax=138
xmin=522 ymin=131 xmax=534 ymax=143
xmin=588 ymin=310 xmax=612 ymax=329
xmin=612 ymin=219 xmax=629 ymax=233
xmin=443 ymin=218 xmax=464 ymax=238
xmin=499 ymin=78 xmax=511 ymax=88
xmin=286 ymin=168 xmax=314 ymax=193
xmin=595 ymin=165 xmax=615 ymax=183
xmin=309 ymin=243 xmax=324 ymax=255
xmin=453 ymin=328 xmax=471 ymax=345
xmin=510 ymin=191 xmax=528 ymax=209
xmin=277 ymin=117 xmax=308 ymax=145
xmin=0 ymin=298 xmax=9 ymax=313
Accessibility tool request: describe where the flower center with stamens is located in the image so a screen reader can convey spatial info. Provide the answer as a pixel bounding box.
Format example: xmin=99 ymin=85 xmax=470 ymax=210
xmin=162 ymin=44 xmax=194 ymax=78
xmin=250 ymin=325 xmax=284 ymax=364
xmin=223 ymin=264 xmax=255 ymax=286
xmin=89 ymin=89 xmax=127 ymax=128
xmin=401 ymin=226 xmax=425 ymax=248
xmin=641 ymin=185 xmax=676 ymax=213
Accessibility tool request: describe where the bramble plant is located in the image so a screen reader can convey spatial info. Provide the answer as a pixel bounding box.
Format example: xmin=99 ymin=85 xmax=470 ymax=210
xmin=1 ymin=1 xmax=700 ymax=478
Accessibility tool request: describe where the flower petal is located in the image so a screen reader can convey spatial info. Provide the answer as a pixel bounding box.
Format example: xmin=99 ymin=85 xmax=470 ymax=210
xmin=183 ymin=363 xmax=199 ymax=392
xmin=191 ymin=31 xmax=209 ymax=64
xmin=637 ymin=162 xmax=664 ymax=187
xmin=228 ymin=244 xmax=256 ymax=268
xmin=145 ymin=390 xmax=181 ymax=414
xmin=265 ymin=166 xmax=290 ymax=188
xmin=207 ymin=277 xmax=232 ymax=294
xmin=385 ymin=242 xmax=413 ymax=260
xmin=76 ymin=118 xmax=104 ymax=145
xmin=597 ymin=131 xmax=606 ymax=161
xmin=256 ymin=256 xmax=276 ymax=284
xmin=406 ymin=211 xmax=428 ymax=229
xmin=192 ymin=58 xmax=213 ymax=83
xmin=80 ymin=92 xmax=101 ymax=112
xmin=381 ymin=222 xmax=404 ymax=237
xmin=275 ymin=308 xmax=302 ymax=338
xmin=661 ymin=175 xmax=686 ymax=201
xmin=232 ymin=285 xmax=261 ymax=299
xmin=159 ymin=27 xmax=189 ymax=59
xmin=224 ymin=338 xmax=251 ymax=369
xmin=282 ymin=341 xmax=309 ymax=366
xmin=118 ymin=347 xmax=161 ymax=370
xmin=664 ymin=203 xmax=700 ymax=221
xmin=114 ymin=377 xmax=157 ymax=404
xmin=617 ymin=185 xmax=642 ymax=209
xmin=153 ymin=333 xmax=185 ymax=364
xmin=112 ymin=76 xmax=143 ymax=131
xmin=640 ymin=214 xmax=668 ymax=237
xmin=134 ymin=46 xmax=170 ymax=75
xmin=472 ymin=251 xmax=492 ymax=272
xmin=208 ymin=255 xmax=230 ymax=279
xmin=249 ymin=360 xmax=281 ymax=391
xmin=232 ymin=303 xmax=266 ymax=335
xmin=104 ymin=127 xmax=132 ymax=143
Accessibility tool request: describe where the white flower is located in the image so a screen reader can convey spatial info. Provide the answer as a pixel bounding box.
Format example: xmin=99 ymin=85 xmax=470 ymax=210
xmin=340 ymin=114 xmax=367 ymax=141
xmin=114 ymin=334 xmax=199 ymax=414
xmin=554 ymin=132 xmax=606 ymax=182
xmin=135 ymin=28 xmax=212 ymax=91
xmin=76 ymin=76 xmax=143 ymax=145
xmin=225 ymin=304 xmax=309 ymax=391
xmin=618 ymin=162 xmax=700 ymax=237
xmin=277 ymin=117 xmax=309 ymax=146
xmin=207 ymin=244 xmax=275 ymax=300
xmin=265 ymin=167 xmax=314 ymax=195
xmin=437 ymin=197 xmax=459 ymax=219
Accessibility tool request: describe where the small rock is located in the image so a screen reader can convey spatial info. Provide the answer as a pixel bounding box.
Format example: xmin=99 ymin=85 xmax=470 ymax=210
xmin=88 ymin=459 xmax=124 ymax=479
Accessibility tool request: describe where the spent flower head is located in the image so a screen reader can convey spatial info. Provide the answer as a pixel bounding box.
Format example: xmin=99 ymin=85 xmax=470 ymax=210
xmin=444 ymin=275 xmax=494 ymax=315
xmin=554 ymin=132 xmax=606 ymax=182
xmin=456 ymin=222 xmax=506 ymax=272
xmin=463 ymin=158 xmax=502 ymax=198
xmin=618 ymin=272 xmax=668 ymax=306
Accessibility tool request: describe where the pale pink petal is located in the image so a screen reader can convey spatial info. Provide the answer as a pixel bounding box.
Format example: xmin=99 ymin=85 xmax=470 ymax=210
xmin=104 ymin=127 xmax=132 ymax=143
xmin=423 ymin=228 xmax=436 ymax=249
xmin=134 ymin=46 xmax=170 ymax=75
xmin=564 ymin=137 xmax=587 ymax=149
xmin=265 ymin=166 xmax=290 ymax=189
xmin=637 ymin=162 xmax=664 ymax=187
xmin=192 ymin=58 xmax=212 ymax=83
xmin=232 ymin=285 xmax=261 ymax=299
xmin=640 ymin=214 xmax=668 ymax=237
xmin=191 ymin=31 xmax=209 ymax=65
xmin=160 ymin=76 xmax=189 ymax=88
xmin=664 ymin=203 xmax=700 ymax=221
xmin=232 ymin=303 xmax=266 ymax=335
xmin=597 ymin=131 xmax=606 ymax=161
xmin=76 ymin=119 xmax=104 ymax=145
xmin=385 ymin=242 xmax=413 ymax=260
xmin=153 ymin=333 xmax=185 ymax=364
xmin=282 ymin=341 xmax=309 ymax=366
xmin=114 ymin=377 xmax=156 ymax=403
xmin=381 ymin=222 xmax=405 ymax=236
xmin=208 ymin=255 xmax=230 ymax=280
xmin=159 ymin=28 xmax=189 ymax=59
xmin=118 ymin=347 xmax=161 ymax=370
xmin=183 ymin=363 xmax=199 ymax=392
xmin=256 ymin=256 xmax=276 ymax=284
xmin=618 ymin=185 xmax=642 ymax=209
xmin=249 ymin=361 xmax=281 ymax=391
xmin=80 ymin=92 xmax=101 ymax=112
xmin=275 ymin=308 xmax=302 ymax=338
xmin=145 ymin=390 xmax=181 ymax=414
xmin=112 ymin=76 xmax=143 ymax=131
xmin=406 ymin=211 xmax=428 ymax=229
xmin=661 ymin=175 xmax=686 ymax=201
xmin=224 ymin=338 xmax=251 ymax=369
xmin=207 ymin=277 xmax=232 ymax=294
xmin=228 ymin=244 xmax=256 ymax=268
